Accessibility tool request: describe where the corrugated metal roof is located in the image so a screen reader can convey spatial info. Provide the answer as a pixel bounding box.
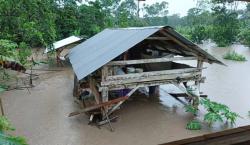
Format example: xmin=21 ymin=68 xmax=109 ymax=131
xmin=69 ymin=26 xmax=222 ymax=81
xmin=69 ymin=27 xmax=163 ymax=80
xmin=44 ymin=36 xmax=82 ymax=53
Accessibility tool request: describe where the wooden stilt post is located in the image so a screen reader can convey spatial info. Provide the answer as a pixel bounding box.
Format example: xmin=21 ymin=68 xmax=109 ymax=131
xmin=0 ymin=98 xmax=4 ymax=116
xmin=194 ymin=58 xmax=203 ymax=108
xmin=101 ymin=87 xmax=109 ymax=103
xmin=89 ymin=78 xmax=101 ymax=104
xmin=73 ymin=73 xmax=79 ymax=97
xmin=101 ymin=66 xmax=109 ymax=103
xmin=107 ymin=86 xmax=139 ymax=116
xmin=195 ymin=59 xmax=204 ymax=89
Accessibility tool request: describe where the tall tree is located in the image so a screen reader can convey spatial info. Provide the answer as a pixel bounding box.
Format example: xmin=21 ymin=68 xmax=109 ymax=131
xmin=143 ymin=1 xmax=168 ymax=26
xmin=211 ymin=5 xmax=239 ymax=46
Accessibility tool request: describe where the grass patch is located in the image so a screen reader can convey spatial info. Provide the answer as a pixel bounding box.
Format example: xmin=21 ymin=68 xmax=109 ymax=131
xmin=223 ymin=51 xmax=247 ymax=61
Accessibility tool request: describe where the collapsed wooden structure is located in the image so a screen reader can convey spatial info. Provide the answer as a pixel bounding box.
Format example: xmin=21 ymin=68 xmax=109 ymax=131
xmin=68 ymin=26 xmax=223 ymax=130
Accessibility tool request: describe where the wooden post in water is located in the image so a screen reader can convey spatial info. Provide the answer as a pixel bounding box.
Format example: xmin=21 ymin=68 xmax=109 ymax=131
xmin=73 ymin=73 xmax=79 ymax=97
xmin=0 ymin=98 xmax=4 ymax=116
xmin=194 ymin=58 xmax=203 ymax=108
xmin=101 ymin=66 xmax=109 ymax=103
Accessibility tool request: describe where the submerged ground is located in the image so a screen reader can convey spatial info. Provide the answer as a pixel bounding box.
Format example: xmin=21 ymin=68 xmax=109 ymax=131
xmin=1 ymin=43 xmax=250 ymax=145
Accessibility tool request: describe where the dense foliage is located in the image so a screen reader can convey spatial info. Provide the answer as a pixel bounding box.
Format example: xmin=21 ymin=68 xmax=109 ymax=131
xmin=0 ymin=40 xmax=31 ymax=66
xmin=0 ymin=0 xmax=249 ymax=48
xmin=211 ymin=6 xmax=239 ymax=46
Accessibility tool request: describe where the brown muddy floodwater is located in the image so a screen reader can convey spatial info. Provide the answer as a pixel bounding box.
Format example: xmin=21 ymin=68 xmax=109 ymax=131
xmin=1 ymin=43 xmax=250 ymax=145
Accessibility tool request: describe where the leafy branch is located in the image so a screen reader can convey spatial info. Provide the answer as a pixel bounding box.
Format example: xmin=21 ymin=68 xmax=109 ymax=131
xmin=185 ymin=98 xmax=240 ymax=130
xmin=0 ymin=116 xmax=28 ymax=145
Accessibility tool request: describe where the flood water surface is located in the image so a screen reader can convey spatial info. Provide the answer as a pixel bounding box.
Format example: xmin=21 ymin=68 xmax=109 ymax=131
xmin=201 ymin=43 xmax=250 ymax=126
xmin=1 ymin=43 xmax=250 ymax=145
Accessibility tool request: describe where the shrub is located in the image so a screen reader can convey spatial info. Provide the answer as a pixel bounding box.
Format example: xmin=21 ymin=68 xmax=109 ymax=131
xmin=223 ymin=51 xmax=247 ymax=61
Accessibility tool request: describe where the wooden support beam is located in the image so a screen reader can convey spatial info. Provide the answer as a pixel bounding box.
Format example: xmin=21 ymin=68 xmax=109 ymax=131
xmin=146 ymin=37 xmax=171 ymax=40
xmin=172 ymin=82 xmax=195 ymax=99
xmin=107 ymin=86 xmax=140 ymax=116
xmin=102 ymin=87 xmax=109 ymax=103
xmin=0 ymin=98 xmax=4 ymax=116
xmin=100 ymin=76 xmax=205 ymax=91
xmin=89 ymin=78 xmax=101 ymax=104
xmin=169 ymin=93 xmax=207 ymax=98
xmin=195 ymin=59 xmax=204 ymax=87
xmin=102 ymin=66 xmax=108 ymax=81
xmin=68 ymin=96 xmax=129 ymax=117
xmin=106 ymin=68 xmax=201 ymax=81
xmin=102 ymin=71 xmax=201 ymax=86
xmin=101 ymin=66 xmax=109 ymax=103
xmin=73 ymin=74 xmax=80 ymax=97
xmin=107 ymin=57 xmax=197 ymax=66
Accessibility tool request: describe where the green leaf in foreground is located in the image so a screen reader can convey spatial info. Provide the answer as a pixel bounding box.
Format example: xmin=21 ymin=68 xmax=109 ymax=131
xmin=0 ymin=116 xmax=28 ymax=145
xmin=0 ymin=116 xmax=15 ymax=132
xmin=185 ymin=105 xmax=198 ymax=115
xmin=0 ymin=133 xmax=28 ymax=145
xmin=186 ymin=120 xmax=202 ymax=130
xmin=224 ymin=111 xmax=240 ymax=125
xmin=204 ymin=112 xmax=223 ymax=126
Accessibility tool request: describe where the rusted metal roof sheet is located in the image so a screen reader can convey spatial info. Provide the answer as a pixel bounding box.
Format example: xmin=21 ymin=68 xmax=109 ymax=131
xmin=69 ymin=26 xmax=222 ymax=81
xmin=44 ymin=36 xmax=82 ymax=53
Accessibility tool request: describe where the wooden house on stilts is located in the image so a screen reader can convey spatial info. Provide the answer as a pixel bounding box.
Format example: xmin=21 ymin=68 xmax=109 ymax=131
xmin=68 ymin=26 xmax=223 ymax=130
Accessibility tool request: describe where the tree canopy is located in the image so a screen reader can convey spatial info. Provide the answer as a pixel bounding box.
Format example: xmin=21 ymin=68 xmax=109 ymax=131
xmin=0 ymin=0 xmax=249 ymax=48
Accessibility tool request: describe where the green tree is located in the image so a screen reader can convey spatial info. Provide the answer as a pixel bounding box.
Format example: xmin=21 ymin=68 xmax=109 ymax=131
xmin=54 ymin=0 xmax=79 ymax=38
xmin=211 ymin=6 xmax=239 ymax=47
xmin=78 ymin=1 xmax=106 ymax=37
xmin=143 ymin=1 xmax=168 ymax=26
xmin=0 ymin=0 xmax=56 ymax=46
xmin=238 ymin=4 xmax=250 ymax=46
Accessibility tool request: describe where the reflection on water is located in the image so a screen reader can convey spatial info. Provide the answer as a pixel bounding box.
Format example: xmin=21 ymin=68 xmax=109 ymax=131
xmin=158 ymin=42 xmax=250 ymax=129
